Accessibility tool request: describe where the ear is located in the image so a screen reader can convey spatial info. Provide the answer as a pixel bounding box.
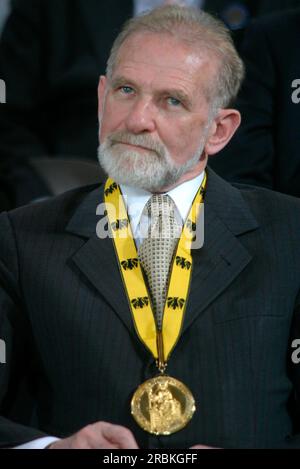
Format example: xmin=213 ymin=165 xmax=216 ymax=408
xmin=97 ymin=75 xmax=107 ymax=122
xmin=204 ymin=109 xmax=241 ymax=156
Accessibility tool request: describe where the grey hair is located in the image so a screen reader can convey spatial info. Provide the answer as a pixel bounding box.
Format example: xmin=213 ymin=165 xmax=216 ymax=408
xmin=106 ymin=5 xmax=244 ymax=111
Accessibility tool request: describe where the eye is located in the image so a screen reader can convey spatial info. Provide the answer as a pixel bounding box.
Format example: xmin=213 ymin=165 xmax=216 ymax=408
xmin=167 ymin=96 xmax=181 ymax=107
xmin=120 ymin=86 xmax=134 ymax=95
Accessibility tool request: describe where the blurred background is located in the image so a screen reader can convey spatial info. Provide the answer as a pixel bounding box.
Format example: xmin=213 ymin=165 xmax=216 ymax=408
xmin=0 ymin=0 xmax=299 ymax=212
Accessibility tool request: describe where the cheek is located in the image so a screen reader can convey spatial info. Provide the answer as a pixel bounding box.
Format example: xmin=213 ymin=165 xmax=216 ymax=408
xmin=160 ymin=116 xmax=205 ymax=164
xmin=164 ymin=124 xmax=204 ymax=164
xmin=99 ymin=102 xmax=126 ymax=141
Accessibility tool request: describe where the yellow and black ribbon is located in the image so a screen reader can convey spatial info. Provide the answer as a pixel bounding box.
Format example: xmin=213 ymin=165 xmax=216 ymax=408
xmin=104 ymin=174 xmax=206 ymax=361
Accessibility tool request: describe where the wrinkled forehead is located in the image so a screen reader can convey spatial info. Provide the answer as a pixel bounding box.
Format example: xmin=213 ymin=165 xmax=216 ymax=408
xmin=111 ymin=31 xmax=219 ymax=98
xmin=115 ymin=30 xmax=216 ymax=70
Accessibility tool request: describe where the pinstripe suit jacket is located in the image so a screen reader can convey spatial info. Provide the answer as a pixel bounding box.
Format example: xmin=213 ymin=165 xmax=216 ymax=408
xmin=0 ymin=168 xmax=300 ymax=448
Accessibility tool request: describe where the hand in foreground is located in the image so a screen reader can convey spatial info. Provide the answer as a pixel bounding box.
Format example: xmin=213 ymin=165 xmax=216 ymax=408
xmin=48 ymin=421 xmax=139 ymax=449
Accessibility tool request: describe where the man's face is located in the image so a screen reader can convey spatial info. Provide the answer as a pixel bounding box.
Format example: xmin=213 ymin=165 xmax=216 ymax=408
xmin=98 ymin=32 xmax=218 ymax=191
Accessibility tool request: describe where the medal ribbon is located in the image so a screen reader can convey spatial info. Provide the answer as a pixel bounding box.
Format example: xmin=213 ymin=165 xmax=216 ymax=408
xmin=104 ymin=174 xmax=206 ymax=361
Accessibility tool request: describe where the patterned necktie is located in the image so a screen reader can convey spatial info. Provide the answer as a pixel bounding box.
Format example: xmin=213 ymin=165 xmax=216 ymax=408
xmin=138 ymin=194 xmax=182 ymax=329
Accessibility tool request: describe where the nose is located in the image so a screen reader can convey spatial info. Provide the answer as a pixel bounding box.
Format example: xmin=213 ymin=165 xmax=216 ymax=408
xmin=124 ymin=98 xmax=156 ymax=134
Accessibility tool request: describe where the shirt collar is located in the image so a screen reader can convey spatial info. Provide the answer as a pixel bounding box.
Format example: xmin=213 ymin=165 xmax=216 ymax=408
xmin=120 ymin=171 xmax=204 ymax=235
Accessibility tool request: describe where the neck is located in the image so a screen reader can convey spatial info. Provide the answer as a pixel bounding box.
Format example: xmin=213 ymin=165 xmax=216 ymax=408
xmin=155 ymin=161 xmax=207 ymax=193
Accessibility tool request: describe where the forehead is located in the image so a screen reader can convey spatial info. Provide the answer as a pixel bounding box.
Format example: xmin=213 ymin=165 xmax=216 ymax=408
xmin=112 ymin=32 xmax=217 ymax=98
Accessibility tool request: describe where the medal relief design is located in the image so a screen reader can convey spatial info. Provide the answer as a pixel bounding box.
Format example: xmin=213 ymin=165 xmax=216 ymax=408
xmin=131 ymin=375 xmax=196 ymax=435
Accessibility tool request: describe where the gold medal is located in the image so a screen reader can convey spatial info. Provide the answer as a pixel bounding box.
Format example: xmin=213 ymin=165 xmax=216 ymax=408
xmin=131 ymin=375 xmax=196 ymax=435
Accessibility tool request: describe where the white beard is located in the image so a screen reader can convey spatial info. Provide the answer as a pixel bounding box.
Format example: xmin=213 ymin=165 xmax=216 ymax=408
xmin=98 ymin=130 xmax=206 ymax=192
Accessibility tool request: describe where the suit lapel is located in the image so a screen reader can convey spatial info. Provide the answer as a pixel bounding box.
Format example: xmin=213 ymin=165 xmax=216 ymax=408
xmin=66 ymin=184 xmax=135 ymax=334
xmin=181 ymin=168 xmax=259 ymax=333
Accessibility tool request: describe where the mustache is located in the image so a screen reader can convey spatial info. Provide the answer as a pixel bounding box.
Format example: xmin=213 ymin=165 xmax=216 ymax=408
xmin=106 ymin=131 xmax=166 ymax=158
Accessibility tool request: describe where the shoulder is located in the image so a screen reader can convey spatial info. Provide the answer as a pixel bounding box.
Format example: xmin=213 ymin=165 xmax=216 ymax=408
xmin=2 ymin=183 xmax=102 ymax=234
xmin=206 ymin=168 xmax=300 ymax=233
xmin=234 ymin=182 xmax=300 ymax=226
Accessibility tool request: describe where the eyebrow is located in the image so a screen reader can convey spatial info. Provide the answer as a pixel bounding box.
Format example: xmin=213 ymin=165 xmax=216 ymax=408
xmin=110 ymin=76 xmax=134 ymax=89
xmin=163 ymin=88 xmax=192 ymax=108
xmin=110 ymin=75 xmax=192 ymax=108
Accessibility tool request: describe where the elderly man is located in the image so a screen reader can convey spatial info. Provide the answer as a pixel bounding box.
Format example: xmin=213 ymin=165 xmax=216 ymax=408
xmin=0 ymin=5 xmax=300 ymax=450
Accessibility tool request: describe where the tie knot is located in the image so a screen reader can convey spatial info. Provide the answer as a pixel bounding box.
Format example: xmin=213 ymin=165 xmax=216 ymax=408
xmin=146 ymin=194 xmax=175 ymax=220
xmin=142 ymin=194 xmax=181 ymax=239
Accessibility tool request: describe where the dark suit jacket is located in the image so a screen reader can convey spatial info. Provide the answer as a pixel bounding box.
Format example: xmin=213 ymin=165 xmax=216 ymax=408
xmin=209 ymin=9 xmax=300 ymax=198
xmin=0 ymin=168 xmax=300 ymax=448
